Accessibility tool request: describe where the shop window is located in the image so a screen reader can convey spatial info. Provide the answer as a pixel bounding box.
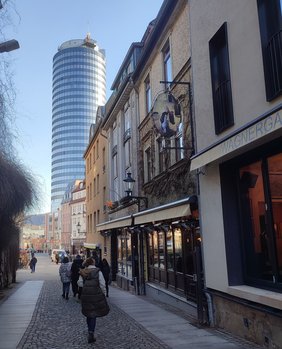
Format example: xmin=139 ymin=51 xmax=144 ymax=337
xmin=238 ymin=151 xmax=282 ymax=288
xmin=153 ymin=231 xmax=158 ymax=268
xmin=209 ymin=22 xmax=234 ymax=134
xmin=257 ymin=0 xmax=282 ymax=101
xmin=117 ymin=231 xmax=132 ymax=279
xmin=166 ymin=230 xmax=174 ymax=270
xmin=174 ymin=229 xmax=183 ymax=273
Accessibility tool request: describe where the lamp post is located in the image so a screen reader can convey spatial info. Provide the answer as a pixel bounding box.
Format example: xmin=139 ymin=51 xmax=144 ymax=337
xmin=0 ymin=3 xmax=20 ymax=53
xmin=0 ymin=39 xmax=20 ymax=53
xmin=123 ymin=172 xmax=148 ymax=211
xmin=123 ymin=172 xmax=135 ymax=197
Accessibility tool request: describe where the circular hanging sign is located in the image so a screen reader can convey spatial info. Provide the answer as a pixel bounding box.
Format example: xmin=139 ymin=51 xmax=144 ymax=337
xmin=151 ymin=91 xmax=182 ymax=138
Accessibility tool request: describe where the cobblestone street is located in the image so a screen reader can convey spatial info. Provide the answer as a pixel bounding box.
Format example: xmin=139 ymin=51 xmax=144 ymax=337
xmin=0 ymin=255 xmax=263 ymax=349
xmin=17 ymin=280 xmax=169 ymax=349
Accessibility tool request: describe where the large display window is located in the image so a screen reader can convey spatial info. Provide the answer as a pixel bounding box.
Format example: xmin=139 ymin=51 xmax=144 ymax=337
xmin=239 ymin=151 xmax=282 ymax=287
xmin=148 ymin=224 xmax=200 ymax=300
xmin=117 ymin=230 xmax=132 ymax=279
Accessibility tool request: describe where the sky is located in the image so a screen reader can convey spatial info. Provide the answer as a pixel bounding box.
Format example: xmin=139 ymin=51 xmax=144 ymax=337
xmin=4 ymin=0 xmax=164 ymax=214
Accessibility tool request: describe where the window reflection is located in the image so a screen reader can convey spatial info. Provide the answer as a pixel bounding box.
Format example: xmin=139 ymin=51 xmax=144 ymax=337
xmin=239 ymin=151 xmax=282 ymax=287
xmin=166 ymin=230 xmax=174 ymax=270
xmin=159 ymin=232 xmax=165 ymax=269
xmin=174 ymin=229 xmax=183 ymax=272
xmin=117 ymin=231 xmax=132 ymax=279
xmin=268 ymin=153 xmax=282 ymax=281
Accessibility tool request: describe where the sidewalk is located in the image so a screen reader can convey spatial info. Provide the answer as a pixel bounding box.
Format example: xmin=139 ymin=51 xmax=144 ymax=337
xmin=109 ymin=286 xmax=260 ymax=349
xmin=0 ymin=281 xmax=43 ymax=349
xmin=0 ymin=279 xmax=262 ymax=349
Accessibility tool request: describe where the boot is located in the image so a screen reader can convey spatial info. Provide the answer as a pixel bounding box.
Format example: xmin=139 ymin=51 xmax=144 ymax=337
xmin=62 ymin=293 xmax=65 ymax=299
xmin=88 ymin=331 xmax=96 ymax=343
xmin=65 ymin=293 xmax=69 ymax=300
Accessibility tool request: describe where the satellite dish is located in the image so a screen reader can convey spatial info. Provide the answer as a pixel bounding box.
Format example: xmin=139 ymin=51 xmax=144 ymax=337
xmin=151 ymin=91 xmax=182 ymax=138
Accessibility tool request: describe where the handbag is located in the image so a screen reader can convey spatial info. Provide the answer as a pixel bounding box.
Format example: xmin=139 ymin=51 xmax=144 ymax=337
xmin=77 ymin=275 xmax=84 ymax=287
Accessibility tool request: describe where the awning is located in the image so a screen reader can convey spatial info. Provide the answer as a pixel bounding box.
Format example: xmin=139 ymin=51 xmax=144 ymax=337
xmin=84 ymin=242 xmax=100 ymax=249
xmin=190 ymin=107 xmax=282 ymax=171
xmin=96 ymin=197 xmax=197 ymax=231
xmin=96 ymin=215 xmax=133 ymax=232
xmin=134 ymin=197 xmax=195 ymax=225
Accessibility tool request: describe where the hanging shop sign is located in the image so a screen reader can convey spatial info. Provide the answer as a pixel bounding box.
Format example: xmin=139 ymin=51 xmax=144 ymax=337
xmin=151 ymin=91 xmax=182 ymax=138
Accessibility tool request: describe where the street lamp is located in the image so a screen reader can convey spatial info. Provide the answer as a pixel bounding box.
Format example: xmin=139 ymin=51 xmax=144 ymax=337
xmin=122 ymin=172 xmax=148 ymax=211
xmin=123 ymin=172 xmax=135 ymax=197
xmin=0 ymin=3 xmax=20 ymax=53
xmin=0 ymin=39 xmax=20 ymax=53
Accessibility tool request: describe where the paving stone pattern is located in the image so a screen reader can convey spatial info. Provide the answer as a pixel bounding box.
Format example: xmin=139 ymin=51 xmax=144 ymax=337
xmin=17 ymin=280 xmax=170 ymax=349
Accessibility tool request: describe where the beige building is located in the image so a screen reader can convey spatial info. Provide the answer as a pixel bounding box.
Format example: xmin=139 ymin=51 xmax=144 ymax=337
xmin=189 ymin=0 xmax=282 ymax=346
xmin=60 ymin=184 xmax=73 ymax=252
xmin=69 ymin=180 xmax=86 ymax=255
xmin=84 ymin=116 xmax=109 ymax=259
xmin=96 ymin=0 xmax=200 ymax=318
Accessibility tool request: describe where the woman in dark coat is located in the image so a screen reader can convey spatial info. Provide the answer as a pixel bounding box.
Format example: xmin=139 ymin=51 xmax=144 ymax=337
xmin=71 ymin=254 xmax=83 ymax=298
xmin=80 ymin=257 xmax=110 ymax=343
xmin=101 ymin=258 xmax=111 ymax=297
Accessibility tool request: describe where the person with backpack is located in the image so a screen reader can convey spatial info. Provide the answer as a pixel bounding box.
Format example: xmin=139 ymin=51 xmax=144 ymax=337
xmin=29 ymin=254 xmax=37 ymax=273
xmin=59 ymin=256 xmax=72 ymax=300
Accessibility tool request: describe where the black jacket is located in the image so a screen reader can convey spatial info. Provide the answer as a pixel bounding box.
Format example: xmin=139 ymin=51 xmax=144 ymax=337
xmin=71 ymin=259 xmax=83 ymax=281
xmin=80 ymin=268 xmax=110 ymax=318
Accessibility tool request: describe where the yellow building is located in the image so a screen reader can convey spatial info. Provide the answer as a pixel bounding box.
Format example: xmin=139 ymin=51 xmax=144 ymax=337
xmin=84 ymin=112 xmax=110 ymax=260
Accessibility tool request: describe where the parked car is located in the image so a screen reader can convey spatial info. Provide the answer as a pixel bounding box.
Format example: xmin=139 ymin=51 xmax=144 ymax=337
xmin=51 ymin=249 xmax=66 ymax=262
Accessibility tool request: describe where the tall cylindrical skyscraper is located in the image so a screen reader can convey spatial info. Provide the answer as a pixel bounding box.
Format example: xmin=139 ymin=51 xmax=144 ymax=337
xmin=51 ymin=35 xmax=106 ymax=212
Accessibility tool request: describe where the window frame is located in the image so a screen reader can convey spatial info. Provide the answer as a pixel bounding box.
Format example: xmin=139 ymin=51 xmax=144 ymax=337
xmin=221 ymin=137 xmax=282 ymax=292
xmin=209 ymin=22 xmax=234 ymax=134
xmin=163 ymin=41 xmax=172 ymax=89
xmin=257 ymin=0 xmax=282 ymax=101
xmin=145 ymin=75 xmax=152 ymax=114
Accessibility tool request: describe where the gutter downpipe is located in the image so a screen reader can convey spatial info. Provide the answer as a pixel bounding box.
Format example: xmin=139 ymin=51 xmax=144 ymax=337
xmin=204 ymin=290 xmax=215 ymax=327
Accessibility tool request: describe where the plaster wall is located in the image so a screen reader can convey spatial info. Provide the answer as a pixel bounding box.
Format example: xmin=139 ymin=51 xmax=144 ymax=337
xmin=199 ymin=163 xmax=228 ymax=291
xmin=138 ymin=1 xmax=190 ymax=123
xmin=189 ymin=0 xmax=282 ymax=153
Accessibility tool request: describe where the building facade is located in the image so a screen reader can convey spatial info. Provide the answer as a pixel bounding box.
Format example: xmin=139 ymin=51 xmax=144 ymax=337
xmin=60 ymin=181 xmax=74 ymax=252
xmin=51 ymin=35 xmax=106 ymax=212
xmin=189 ymin=0 xmax=282 ymax=346
xmin=69 ymin=180 xmax=86 ymax=255
xmin=83 ymin=109 xmax=110 ymax=259
xmin=96 ymin=0 xmax=202 ymax=319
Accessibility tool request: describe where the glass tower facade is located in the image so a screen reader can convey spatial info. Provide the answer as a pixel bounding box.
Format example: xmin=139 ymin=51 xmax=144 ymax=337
xmin=51 ymin=36 xmax=106 ymax=212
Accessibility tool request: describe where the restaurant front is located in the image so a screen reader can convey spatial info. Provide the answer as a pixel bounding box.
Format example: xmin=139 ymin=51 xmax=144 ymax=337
xmin=97 ymin=196 xmax=203 ymax=318
xmin=190 ymin=105 xmax=282 ymax=341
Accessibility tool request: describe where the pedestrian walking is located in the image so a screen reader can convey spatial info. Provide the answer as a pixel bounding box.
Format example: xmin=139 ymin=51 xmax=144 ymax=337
xmin=29 ymin=254 xmax=37 ymax=273
xmin=59 ymin=256 xmax=72 ymax=300
xmin=101 ymin=258 xmax=111 ymax=297
xmin=71 ymin=254 xmax=83 ymax=298
xmin=55 ymin=252 xmax=59 ymax=264
xmin=80 ymin=257 xmax=110 ymax=344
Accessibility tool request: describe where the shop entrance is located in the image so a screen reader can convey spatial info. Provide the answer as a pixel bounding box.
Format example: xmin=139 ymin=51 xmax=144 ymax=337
xmin=147 ymin=221 xmax=202 ymax=302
